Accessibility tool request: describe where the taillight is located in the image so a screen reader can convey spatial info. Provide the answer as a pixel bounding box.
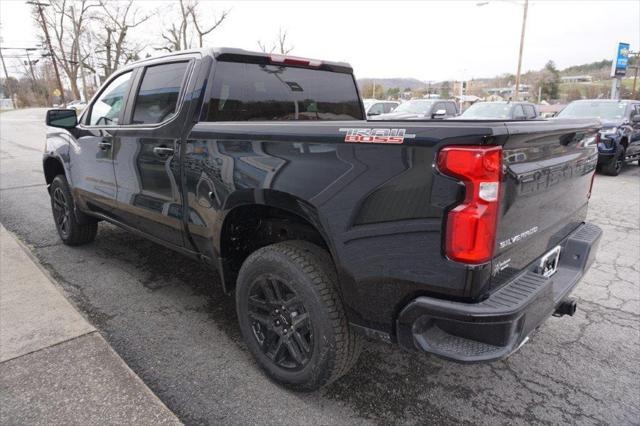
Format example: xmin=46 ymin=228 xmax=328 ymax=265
xmin=269 ymin=54 xmax=322 ymax=68
xmin=437 ymin=146 xmax=503 ymax=264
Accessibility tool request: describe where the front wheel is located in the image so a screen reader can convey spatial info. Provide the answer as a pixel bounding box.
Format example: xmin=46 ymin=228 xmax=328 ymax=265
xmin=50 ymin=175 xmax=98 ymax=245
xmin=602 ymin=146 xmax=625 ymax=176
xmin=236 ymin=241 xmax=362 ymax=391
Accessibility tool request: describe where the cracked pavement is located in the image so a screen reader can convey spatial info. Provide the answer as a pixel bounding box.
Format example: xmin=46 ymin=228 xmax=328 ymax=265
xmin=1 ymin=108 xmax=638 ymax=425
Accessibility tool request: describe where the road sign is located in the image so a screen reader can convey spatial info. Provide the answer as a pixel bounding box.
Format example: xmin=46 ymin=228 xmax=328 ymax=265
xmin=53 ymin=88 xmax=61 ymax=97
xmin=611 ymin=42 xmax=630 ymax=77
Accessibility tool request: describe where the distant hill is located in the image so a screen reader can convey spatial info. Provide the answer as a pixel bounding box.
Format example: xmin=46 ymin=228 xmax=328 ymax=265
xmin=357 ymin=78 xmax=426 ymax=91
xmin=358 ymin=60 xmax=617 ymax=92
xmin=560 ymin=59 xmax=611 ymax=76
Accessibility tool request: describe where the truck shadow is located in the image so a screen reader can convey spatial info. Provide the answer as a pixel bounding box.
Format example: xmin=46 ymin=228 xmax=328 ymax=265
xmin=88 ymin=224 xmax=484 ymax=423
xmin=74 ymin=222 xmax=627 ymax=425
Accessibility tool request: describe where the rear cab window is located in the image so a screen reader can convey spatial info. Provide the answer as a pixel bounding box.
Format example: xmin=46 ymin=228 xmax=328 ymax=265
xmin=204 ymin=61 xmax=363 ymax=121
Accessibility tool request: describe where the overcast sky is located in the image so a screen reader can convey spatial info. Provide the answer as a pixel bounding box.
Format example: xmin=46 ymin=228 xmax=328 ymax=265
xmin=1 ymin=0 xmax=638 ymax=82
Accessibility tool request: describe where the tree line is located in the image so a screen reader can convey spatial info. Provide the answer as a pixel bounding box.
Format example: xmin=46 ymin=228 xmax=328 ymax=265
xmin=2 ymin=0 xmax=295 ymax=108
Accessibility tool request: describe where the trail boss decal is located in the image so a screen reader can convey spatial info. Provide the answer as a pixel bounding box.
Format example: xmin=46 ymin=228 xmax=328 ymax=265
xmin=339 ymin=128 xmax=416 ymax=144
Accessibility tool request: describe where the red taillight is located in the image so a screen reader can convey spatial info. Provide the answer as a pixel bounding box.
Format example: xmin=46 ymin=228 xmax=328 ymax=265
xmin=269 ymin=54 xmax=322 ymax=67
xmin=437 ymin=146 xmax=503 ymax=264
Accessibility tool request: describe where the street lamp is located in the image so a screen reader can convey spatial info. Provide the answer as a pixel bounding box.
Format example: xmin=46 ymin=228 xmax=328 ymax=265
xmin=478 ymin=0 xmax=529 ymax=101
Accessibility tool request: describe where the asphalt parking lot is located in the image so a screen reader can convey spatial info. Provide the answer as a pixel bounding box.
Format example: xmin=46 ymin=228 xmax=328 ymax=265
xmin=1 ymin=108 xmax=638 ymax=425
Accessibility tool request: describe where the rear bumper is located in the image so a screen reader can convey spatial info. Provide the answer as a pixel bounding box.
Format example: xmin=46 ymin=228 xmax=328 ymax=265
xmin=396 ymin=222 xmax=602 ymax=363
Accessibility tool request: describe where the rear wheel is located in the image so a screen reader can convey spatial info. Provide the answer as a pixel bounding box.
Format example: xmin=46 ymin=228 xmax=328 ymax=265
xmin=602 ymin=146 xmax=624 ymax=176
xmin=236 ymin=240 xmax=362 ymax=391
xmin=50 ymin=175 xmax=98 ymax=245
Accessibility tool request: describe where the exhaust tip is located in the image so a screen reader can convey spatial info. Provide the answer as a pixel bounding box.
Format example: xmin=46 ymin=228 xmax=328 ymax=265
xmin=554 ymin=298 xmax=577 ymax=317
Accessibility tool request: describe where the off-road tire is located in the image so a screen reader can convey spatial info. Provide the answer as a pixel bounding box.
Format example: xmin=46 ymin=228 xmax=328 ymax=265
xmin=236 ymin=240 xmax=362 ymax=391
xmin=50 ymin=175 xmax=98 ymax=245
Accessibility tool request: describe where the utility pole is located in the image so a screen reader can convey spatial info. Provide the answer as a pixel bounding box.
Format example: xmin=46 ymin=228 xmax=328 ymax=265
xmin=24 ymin=49 xmax=38 ymax=81
xmin=476 ymin=0 xmax=529 ymax=101
xmin=513 ymin=0 xmax=528 ymax=101
xmin=29 ymin=1 xmax=66 ymax=105
xmin=631 ymin=51 xmax=639 ymax=99
xmin=0 ymin=48 xmax=9 ymax=80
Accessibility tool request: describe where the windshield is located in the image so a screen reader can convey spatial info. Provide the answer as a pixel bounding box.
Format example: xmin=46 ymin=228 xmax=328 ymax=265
xmin=557 ymin=102 xmax=626 ymax=120
xmin=393 ymin=100 xmax=435 ymax=114
xmin=461 ymin=103 xmax=511 ymax=119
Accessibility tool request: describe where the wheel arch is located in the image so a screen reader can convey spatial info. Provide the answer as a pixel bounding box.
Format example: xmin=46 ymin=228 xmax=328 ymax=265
xmin=43 ymin=155 xmax=67 ymax=193
xmin=216 ymin=189 xmax=336 ymax=294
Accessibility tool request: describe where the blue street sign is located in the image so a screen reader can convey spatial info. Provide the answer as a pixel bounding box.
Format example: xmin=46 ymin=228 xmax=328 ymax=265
xmin=613 ymin=42 xmax=630 ymax=77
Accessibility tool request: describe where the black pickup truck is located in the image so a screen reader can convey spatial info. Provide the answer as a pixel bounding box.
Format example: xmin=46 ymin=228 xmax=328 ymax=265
xmin=43 ymin=48 xmax=602 ymax=391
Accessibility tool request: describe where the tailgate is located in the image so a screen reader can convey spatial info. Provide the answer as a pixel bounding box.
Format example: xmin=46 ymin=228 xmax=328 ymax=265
xmin=491 ymin=119 xmax=599 ymax=287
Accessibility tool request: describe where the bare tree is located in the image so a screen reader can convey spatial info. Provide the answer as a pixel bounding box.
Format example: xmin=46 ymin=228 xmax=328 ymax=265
xmin=189 ymin=2 xmax=229 ymax=48
xmin=257 ymin=28 xmax=293 ymax=55
xmin=92 ymin=0 xmax=152 ymax=77
xmin=159 ymin=0 xmax=229 ymax=52
xmin=33 ymin=0 xmax=99 ymax=100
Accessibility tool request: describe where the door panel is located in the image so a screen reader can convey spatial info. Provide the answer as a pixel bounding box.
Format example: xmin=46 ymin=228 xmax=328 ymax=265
xmin=112 ymin=135 xmax=183 ymax=246
xmin=71 ymin=70 xmax=133 ymax=215
xmin=112 ymin=60 xmax=194 ymax=247
xmin=69 ymin=128 xmax=119 ymax=214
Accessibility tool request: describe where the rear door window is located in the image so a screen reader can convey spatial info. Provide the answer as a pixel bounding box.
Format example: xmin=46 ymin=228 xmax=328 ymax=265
xmin=132 ymin=61 xmax=189 ymax=125
xmin=383 ymin=103 xmax=397 ymax=113
xmin=513 ymin=104 xmax=525 ymax=119
xmin=445 ymin=102 xmax=457 ymax=116
xmin=368 ymin=103 xmax=385 ymax=115
xmin=205 ymin=61 xmax=362 ymax=121
xmin=524 ymin=105 xmax=537 ymax=119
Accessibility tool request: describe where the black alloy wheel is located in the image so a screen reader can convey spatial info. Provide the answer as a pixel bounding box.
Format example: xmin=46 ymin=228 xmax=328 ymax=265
xmin=52 ymin=186 xmax=71 ymax=239
xmin=247 ymin=275 xmax=313 ymax=370
xmin=236 ymin=240 xmax=362 ymax=390
xmin=49 ymin=175 xmax=98 ymax=245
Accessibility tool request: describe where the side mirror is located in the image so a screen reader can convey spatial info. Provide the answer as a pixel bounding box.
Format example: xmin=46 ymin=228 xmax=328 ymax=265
xmin=46 ymin=109 xmax=78 ymax=129
xmin=432 ymin=109 xmax=447 ymax=118
xmin=367 ymin=111 xmax=381 ymax=117
xmin=632 ymin=115 xmax=640 ymax=124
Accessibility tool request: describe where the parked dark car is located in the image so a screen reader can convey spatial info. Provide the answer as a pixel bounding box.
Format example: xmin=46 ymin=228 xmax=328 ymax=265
xmin=370 ymin=98 xmax=458 ymax=120
xmin=457 ymin=101 xmax=538 ymax=120
xmin=556 ymin=99 xmax=640 ymax=175
xmin=43 ymin=48 xmax=602 ymax=391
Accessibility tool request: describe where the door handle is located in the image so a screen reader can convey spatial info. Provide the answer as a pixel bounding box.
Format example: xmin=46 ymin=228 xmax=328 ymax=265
xmin=153 ymin=146 xmax=174 ymax=156
xmin=98 ymin=138 xmax=112 ymax=150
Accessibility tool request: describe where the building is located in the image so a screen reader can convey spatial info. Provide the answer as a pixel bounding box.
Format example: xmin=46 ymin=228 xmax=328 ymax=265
xmin=486 ymin=84 xmax=531 ymax=100
xmin=560 ymin=75 xmax=593 ymax=84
